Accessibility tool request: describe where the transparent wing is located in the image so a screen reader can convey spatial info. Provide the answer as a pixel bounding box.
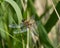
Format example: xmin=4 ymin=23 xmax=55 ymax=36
xmin=9 ymin=24 xmax=27 ymax=34
xmin=29 ymin=23 xmax=40 ymax=48
xmin=9 ymin=23 xmax=23 ymax=28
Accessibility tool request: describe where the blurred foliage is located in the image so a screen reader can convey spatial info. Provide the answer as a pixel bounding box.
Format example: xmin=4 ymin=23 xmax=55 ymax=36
xmin=44 ymin=1 xmax=60 ymax=33
xmin=0 ymin=0 xmax=60 ymax=48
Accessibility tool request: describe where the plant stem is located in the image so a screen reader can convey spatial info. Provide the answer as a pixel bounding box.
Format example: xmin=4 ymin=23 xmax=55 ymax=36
xmin=26 ymin=28 xmax=29 ymax=48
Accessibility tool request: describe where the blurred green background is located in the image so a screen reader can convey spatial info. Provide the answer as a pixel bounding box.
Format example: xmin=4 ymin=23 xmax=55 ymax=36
xmin=0 ymin=0 xmax=60 ymax=48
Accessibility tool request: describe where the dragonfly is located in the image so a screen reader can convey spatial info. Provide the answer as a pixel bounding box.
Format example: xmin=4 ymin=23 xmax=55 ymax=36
xmin=9 ymin=17 xmax=40 ymax=47
xmin=9 ymin=17 xmax=37 ymax=34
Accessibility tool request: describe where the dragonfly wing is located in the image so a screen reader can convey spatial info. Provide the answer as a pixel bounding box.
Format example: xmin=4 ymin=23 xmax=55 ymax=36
xmin=9 ymin=24 xmax=20 ymax=28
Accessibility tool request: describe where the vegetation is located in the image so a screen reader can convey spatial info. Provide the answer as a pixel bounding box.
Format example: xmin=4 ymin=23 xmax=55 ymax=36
xmin=0 ymin=0 xmax=60 ymax=48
